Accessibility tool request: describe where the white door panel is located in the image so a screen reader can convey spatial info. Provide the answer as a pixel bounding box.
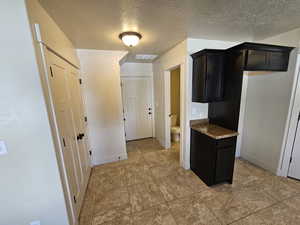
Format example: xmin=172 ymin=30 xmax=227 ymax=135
xmin=68 ymin=69 xmax=90 ymax=181
xmin=46 ymin=50 xmax=91 ymax=218
xmin=122 ymin=78 xmax=153 ymax=141
xmin=288 ymin=115 xmax=300 ymax=180
xmin=48 ymin=63 xmax=81 ymax=215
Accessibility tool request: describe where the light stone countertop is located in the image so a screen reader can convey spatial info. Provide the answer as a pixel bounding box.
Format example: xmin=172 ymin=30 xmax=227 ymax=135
xmin=190 ymin=119 xmax=239 ymax=140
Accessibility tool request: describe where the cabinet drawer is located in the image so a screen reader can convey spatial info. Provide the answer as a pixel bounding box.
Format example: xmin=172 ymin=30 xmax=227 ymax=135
xmin=216 ymin=138 xmax=234 ymax=148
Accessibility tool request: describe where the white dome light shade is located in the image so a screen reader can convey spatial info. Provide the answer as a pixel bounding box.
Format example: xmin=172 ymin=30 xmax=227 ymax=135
xmin=119 ymin=32 xmax=142 ymax=47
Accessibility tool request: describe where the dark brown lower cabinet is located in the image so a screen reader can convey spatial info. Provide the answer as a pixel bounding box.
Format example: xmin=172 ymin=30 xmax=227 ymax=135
xmin=190 ymin=129 xmax=237 ymax=186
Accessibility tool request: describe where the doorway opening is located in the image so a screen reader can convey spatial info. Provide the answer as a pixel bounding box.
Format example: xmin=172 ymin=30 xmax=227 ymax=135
xmin=121 ymin=76 xmax=164 ymax=155
xmin=164 ymin=65 xmax=181 ymax=157
xmin=170 ymin=67 xmax=181 ymax=152
xmin=164 ymin=63 xmax=185 ymax=168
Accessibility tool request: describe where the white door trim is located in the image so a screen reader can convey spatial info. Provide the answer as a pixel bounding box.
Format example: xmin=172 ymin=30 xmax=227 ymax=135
xmin=37 ymin=43 xmax=76 ymax=225
xmin=164 ymin=70 xmax=171 ymax=149
xmin=277 ymin=52 xmax=300 ymax=176
xmin=288 ymin=117 xmax=300 ymax=178
xmin=164 ymin=63 xmax=187 ymax=168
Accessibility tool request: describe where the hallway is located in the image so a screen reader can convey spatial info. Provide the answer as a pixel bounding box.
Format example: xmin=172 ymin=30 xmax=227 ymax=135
xmin=79 ymin=139 xmax=300 ymax=225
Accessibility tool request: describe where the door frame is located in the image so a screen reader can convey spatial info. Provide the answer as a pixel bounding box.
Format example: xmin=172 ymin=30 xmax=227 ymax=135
xmin=164 ymin=64 xmax=185 ymax=168
xmin=36 ymin=43 xmax=91 ymax=225
xmin=37 ymin=43 xmax=77 ymax=225
xmin=164 ymin=66 xmax=181 ymax=149
xmin=288 ymin=117 xmax=300 ymax=178
xmin=121 ymin=76 xmax=155 ymax=141
xmin=278 ymin=53 xmax=300 ymax=177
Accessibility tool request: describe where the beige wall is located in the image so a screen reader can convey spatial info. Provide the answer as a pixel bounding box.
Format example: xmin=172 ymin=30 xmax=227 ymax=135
xmin=256 ymin=28 xmax=300 ymax=50
xmin=0 ymin=1 xmax=69 ymax=225
xmin=120 ymin=62 xmax=153 ymax=77
xmin=171 ymin=67 xmax=180 ymax=125
xmin=77 ymin=49 xmax=128 ymax=166
xmin=153 ymin=40 xmax=187 ymax=147
xmin=26 ymin=0 xmax=80 ymax=67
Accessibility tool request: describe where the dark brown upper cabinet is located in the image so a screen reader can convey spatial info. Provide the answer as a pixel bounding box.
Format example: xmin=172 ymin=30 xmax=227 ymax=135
xmin=191 ymin=43 xmax=293 ymax=103
xmin=237 ymin=42 xmax=293 ymax=71
xmin=191 ymin=49 xmax=225 ymax=103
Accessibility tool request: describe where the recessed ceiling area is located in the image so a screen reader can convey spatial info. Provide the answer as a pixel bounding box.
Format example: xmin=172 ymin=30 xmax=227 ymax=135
xmin=40 ymin=0 xmax=300 ymax=58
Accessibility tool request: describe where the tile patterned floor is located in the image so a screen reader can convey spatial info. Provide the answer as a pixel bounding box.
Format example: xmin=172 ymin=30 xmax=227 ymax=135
xmin=79 ymin=138 xmax=300 ymax=225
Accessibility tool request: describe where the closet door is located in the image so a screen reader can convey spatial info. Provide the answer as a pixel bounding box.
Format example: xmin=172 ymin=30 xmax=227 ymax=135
xmin=67 ymin=68 xmax=90 ymax=182
xmin=47 ymin=51 xmax=82 ymax=216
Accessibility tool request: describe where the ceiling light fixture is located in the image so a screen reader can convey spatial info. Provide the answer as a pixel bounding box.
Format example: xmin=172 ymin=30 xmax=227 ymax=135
xmin=119 ymin=32 xmax=142 ymax=47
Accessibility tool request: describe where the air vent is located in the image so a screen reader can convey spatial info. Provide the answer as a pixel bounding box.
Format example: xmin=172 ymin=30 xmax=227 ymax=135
xmin=135 ymin=54 xmax=157 ymax=60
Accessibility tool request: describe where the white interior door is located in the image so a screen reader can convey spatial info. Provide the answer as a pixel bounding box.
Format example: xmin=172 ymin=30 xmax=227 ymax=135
xmin=288 ymin=114 xmax=300 ymax=180
xmin=121 ymin=77 xmax=153 ymax=141
xmin=48 ymin=62 xmax=81 ymax=215
xmin=46 ymin=51 xmax=89 ymax=217
xmin=67 ymin=69 xmax=90 ymax=183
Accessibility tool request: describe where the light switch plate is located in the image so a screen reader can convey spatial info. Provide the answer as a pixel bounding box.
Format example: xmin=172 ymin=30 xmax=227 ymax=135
xmin=0 ymin=140 xmax=7 ymax=155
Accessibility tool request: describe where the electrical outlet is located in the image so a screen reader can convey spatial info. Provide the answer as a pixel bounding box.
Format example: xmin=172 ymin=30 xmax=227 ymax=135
xmin=0 ymin=140 xmax=8 ymax=155
xmin=30 ymin=221 xmax=40 ymax=225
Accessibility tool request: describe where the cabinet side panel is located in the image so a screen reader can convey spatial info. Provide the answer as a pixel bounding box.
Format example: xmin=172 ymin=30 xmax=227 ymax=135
xmin=208 ymin=50 xmax=245 ymax=131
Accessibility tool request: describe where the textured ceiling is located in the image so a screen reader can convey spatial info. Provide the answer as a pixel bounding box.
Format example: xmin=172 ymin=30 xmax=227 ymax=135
xmin=39 ymin=0 xmax=300 ymax=58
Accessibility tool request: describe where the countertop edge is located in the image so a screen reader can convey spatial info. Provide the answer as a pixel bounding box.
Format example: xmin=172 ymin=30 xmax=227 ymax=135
xmin=190 ymin=119 xmax=239 ymax=140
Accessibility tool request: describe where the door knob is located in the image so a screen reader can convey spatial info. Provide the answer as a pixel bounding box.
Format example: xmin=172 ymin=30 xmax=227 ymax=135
xmin=77 ymin=133 xmax=85 ymax=140
xmin=148 ymin=112 xmax=152 ymax=115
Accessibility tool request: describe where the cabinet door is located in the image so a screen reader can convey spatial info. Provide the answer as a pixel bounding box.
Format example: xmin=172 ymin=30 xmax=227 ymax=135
xmin=192 ymin=54 xmax=206 ymax=102
xmin=215 ymin=146 xmax=235 ymax=183
xmin=245 ymin=49 xmax=290 ymax=71
xmin=245 ymin=49 xmax=268 ymax=71
xmin=268 ymin=51 xmax=290 ymax=71
xmin=190 ymin=130 xmax=200 ymax=173
xmin=190 ymin=130 xmax=216 ymax=186
xmin=192 ymin=50 xmax=225 ymax=103
xmin=206 ymin=53 xmax=224 ymax=101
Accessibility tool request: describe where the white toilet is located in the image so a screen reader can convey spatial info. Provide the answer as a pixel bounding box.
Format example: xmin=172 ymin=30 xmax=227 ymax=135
xmin=171 ymin=114 xmax=180 ymax=142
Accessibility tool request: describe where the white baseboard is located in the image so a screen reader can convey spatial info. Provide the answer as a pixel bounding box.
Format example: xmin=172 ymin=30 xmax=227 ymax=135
xmin=92 ymin=153 xmax=128 ymax=167
xmin=241 ymin=153 xmax=277 ymax=174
